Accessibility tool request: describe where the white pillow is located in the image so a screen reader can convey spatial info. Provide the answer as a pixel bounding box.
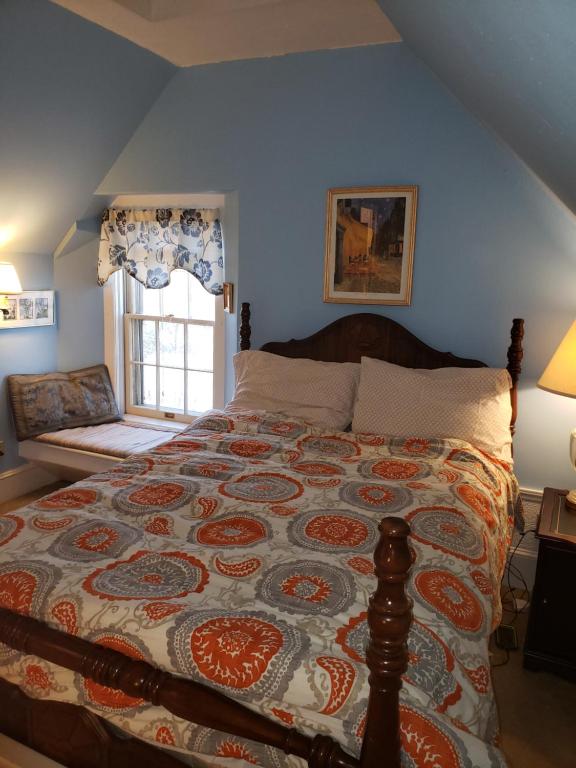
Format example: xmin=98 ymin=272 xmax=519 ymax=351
xmin=227 ymin=350 xmax=360 ymax=431
xmin=352 ymin=357 xmax=513 ymax=461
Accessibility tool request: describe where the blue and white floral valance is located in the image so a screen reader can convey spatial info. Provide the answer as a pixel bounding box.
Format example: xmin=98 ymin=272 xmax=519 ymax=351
xmin=98 ymin=208 xmax=223 ymax=294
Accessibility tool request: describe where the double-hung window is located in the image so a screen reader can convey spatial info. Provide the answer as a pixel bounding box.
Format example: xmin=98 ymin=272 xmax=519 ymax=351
xmin=116 ymin=270 xmax=224 ymax=422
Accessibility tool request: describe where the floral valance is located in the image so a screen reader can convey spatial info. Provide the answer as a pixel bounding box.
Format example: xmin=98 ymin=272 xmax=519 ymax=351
xmin=97 ymin=208 xmax=223 ymax=294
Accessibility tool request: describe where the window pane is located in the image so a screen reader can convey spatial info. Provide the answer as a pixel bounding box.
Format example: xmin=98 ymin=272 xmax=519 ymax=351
xmin=187 ymin=324 xmax=213 ymax=371
xmin=140 ymin=284 xmax=161 ymax=316
xmin=187 ymin=371 xmax=213 ymax=413
xmin=160 ymin=367 xmax=184 ymax=412
xmin=132 ymin=364 xmax=156 ymax=408
xmin=161 ymin=270 xmax=189 ymax=319
xmin=159 ymin=322 xmax=184 ymax=368
xmin=188 ymin=274 xmax=215 ymax=321
xmin=131 ymin=319 xmax=156 ymax=364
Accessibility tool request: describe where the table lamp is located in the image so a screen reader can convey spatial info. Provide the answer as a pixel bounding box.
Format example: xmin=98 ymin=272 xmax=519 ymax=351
xmin=0 ymin=262 xmax=22 ymax=319
xmin=538 ymin=319 xmax=576 ymax=510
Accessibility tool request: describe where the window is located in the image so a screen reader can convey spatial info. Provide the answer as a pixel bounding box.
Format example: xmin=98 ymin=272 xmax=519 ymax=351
xmin=105 ymin=270 xmax=224 ymax=423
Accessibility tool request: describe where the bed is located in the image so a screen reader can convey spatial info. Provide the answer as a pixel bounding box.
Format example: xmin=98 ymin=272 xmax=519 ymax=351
xmin=0 ymin=307 xmax=524 ymax=768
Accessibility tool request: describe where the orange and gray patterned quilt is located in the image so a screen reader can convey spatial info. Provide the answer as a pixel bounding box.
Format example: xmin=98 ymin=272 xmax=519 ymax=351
xmin=0 ymin=410 xmax=520 ymax=768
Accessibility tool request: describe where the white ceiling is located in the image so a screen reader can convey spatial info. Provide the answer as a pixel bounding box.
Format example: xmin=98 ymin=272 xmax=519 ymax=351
xmin=51 ymin=0 xmax=400 ymax=67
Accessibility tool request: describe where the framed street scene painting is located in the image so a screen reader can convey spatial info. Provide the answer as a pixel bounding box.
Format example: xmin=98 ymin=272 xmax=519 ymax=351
xmin=324 ymin=186 xmax=418 ymax=305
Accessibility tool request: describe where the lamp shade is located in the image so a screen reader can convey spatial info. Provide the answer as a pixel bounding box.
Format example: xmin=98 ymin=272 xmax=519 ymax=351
xmin=0 ymin=262 xmax=22 ymax=294
xmin=538 ymin=320 xmax=576 ymax=398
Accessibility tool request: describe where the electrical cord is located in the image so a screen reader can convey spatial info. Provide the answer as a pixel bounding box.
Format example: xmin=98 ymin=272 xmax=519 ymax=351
xmin=503 ymin=529 xmax=536 ymax=623
xmin=490 ymin=528 xmax=537 ymax=667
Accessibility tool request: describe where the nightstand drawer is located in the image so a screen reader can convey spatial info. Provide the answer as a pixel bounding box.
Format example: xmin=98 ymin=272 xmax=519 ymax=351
xmin=527 ymin=541 xmax=576 ymax=662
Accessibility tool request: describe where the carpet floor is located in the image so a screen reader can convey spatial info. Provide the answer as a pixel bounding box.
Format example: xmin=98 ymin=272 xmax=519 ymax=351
xmin=492 ymin=605 xmax=576 ymax=768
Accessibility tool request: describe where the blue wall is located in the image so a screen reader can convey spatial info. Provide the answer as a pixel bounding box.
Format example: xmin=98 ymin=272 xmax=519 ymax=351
xmin=0 ymin=0 xmax=174 ymax=256
xmin=54 ymin=241 xmax=105 ymax=371
xmin=98 ymin=44 xmax=576 ymax=491
xmin=0 ymin=254 xmax=57 ymax=469
xmin=0 ymin=0 xmax=174 ymax=473
xmin=6 ymin=39 xmax=576 ymax=492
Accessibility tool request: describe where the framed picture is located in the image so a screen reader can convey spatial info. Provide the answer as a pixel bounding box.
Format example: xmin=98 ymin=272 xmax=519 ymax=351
xmin=324 ymin=186 xmax=418 ymax=305
xmin=0 ymin=290 xmax=55 ymax=329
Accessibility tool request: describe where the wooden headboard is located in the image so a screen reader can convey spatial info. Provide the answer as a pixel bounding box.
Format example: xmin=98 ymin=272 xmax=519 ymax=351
xmin=238 ymin=302 xmax=525 ymax=435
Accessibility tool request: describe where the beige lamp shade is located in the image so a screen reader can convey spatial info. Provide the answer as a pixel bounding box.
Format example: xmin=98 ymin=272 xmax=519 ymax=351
xmin=0 ymin=262 xmax=22 ymax=294
xmin=538 ymin=320 xmax=576 ymax=398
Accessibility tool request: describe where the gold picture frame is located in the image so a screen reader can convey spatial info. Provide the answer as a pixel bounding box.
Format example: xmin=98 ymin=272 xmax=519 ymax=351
xmin=324 ymin=186 xmax=418 ymax=305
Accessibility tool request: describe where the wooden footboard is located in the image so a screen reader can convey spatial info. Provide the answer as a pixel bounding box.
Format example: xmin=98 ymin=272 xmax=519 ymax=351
xmin=0 ymin=517 xmax=412 ymax=768
xmin=363 ymin=518 xmax=412 ymax=768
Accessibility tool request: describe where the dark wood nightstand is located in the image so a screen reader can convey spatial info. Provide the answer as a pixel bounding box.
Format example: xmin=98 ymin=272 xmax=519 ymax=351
xmin=523 ymin=487 xmax=576 ymax=681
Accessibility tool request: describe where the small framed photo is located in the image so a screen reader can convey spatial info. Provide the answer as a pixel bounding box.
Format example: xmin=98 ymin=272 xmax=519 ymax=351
xmin=19 ymin=298 xmax=34 ymax=320
xmin=5 ymin=299 xmax=17 ymax=320
xmin=324 ymin=186 xmax=418 ymax=305
xmin=1 ymin=290 xmax=55 ymax=329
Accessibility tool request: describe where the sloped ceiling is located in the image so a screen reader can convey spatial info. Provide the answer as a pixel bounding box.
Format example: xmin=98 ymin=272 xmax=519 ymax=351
xmin=378 ymin=0 xmax=576 ymax=214
xmin=51 ymin=0 xmax=400 ymax=67
xmin=0 ymin=0 xmax=174 ymax=256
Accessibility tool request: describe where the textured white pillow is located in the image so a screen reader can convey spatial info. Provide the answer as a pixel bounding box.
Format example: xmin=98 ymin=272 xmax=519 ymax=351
xmin=227 ymin=351 xmax=360 ymax=430
xmin=352 ymin=357 xmax=513 ymax=461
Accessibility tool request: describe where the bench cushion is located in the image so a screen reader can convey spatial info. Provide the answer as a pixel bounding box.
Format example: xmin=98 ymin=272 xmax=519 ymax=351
xmin=33 ymin=420 xmax=183 ymax=458
xmin=7 ymin=365 xmax=120 ymax=440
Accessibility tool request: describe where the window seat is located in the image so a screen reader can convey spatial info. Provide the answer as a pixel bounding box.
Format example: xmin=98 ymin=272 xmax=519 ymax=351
xmin=19 ymin=419 xmax=185 ymax=480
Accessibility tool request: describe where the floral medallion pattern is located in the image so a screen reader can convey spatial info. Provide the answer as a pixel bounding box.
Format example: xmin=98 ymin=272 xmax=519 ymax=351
xmin=48 ymin=519 xmax=142 ymax=563
xmin=0 ymin=514 xmax=23 ymax=548
xmin=168 ymin=609 xmax=309 ymax=702
xmin=288 ymin=510 xmax=379 ymax=553
xmin=112 ymin=478 xmax=198 ymax=516
xmin=256 ymin=559 xmax=356 ymax=616
xmin=219 ymin=472 xmax=304 ymax=503
xmin=406 ymin=507 xmax=487 ymax=564
xmin=179 ymin=455 xmax=244 ymax=480
xmin=83 ymin=550 xmax=209 ymax=601
xmin=191 ymin=514 xmax=270 ymax=548
xmin=188 ymin=727 xmax=288 ymax=768
xmin=0 ymin=560 xmax=61 ymax=616
xmin=98 ymin=208 xmax=223 ymax=294
xmin=412 ymin=570 xmax=486 ymax=637
xmin=339 ymin=481 xmax=412 ymax=513
xmin=0 ymin=409 xmax=520 ymax=768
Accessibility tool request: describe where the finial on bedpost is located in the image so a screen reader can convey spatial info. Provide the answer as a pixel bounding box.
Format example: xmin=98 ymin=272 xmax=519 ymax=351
xmin=507 ymin=318 xmax=524 ymax=436
xmin=240 ymin=302 xmax=251 ymax=351
xmin=361 ymin=517 xmax=412 ymax=768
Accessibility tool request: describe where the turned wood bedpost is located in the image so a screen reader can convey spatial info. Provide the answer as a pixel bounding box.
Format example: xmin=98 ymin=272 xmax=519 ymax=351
xmin=361 ymin=517 xmax=412 ymax=768
xmin=240 ymin=302 xmax=251 ymax=350
xmin=506 ymin=318 xmax=524 ymax=436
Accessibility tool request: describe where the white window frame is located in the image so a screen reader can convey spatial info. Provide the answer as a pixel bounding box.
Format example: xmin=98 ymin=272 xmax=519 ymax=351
xmin=104 ymin=270 xmax=224 ymax=424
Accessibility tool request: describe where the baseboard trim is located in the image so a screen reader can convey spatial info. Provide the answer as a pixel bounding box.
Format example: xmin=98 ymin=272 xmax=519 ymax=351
xmin=507 ymin=546 xmax=538 ymax=590
xmin=0 ymin=463 xmax=58 ymax=504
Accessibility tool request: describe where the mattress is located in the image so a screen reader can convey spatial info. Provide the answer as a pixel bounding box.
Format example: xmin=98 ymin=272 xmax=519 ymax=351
xmin=0 ymin=410 xmax=520 ymax=768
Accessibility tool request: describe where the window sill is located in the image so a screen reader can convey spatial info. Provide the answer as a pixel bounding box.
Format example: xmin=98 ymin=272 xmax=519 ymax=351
xmin=123 ymin=413 xmax=190 ymax=431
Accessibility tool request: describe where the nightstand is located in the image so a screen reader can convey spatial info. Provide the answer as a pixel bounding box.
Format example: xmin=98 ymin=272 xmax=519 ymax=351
xmin=523 ymin=487 xmax=576 ymax=681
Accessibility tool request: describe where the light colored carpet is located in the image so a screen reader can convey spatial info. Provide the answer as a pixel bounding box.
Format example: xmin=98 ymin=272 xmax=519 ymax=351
xmin=492 ymin=607 xmax=576 ymax=768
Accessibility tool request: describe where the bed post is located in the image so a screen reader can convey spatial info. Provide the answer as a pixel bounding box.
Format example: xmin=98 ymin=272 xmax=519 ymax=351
xmin=361 ymin=517 xmax=412 ymax=768
xmin=506 ymin=318 xmax=524 ymax=436
xmin=240 ymin=302 xmax=251 ymax=351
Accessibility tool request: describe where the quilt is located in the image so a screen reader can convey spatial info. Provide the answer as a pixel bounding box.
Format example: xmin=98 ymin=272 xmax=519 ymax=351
xmin=0 ymin=410 xmax=520 ymax=768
